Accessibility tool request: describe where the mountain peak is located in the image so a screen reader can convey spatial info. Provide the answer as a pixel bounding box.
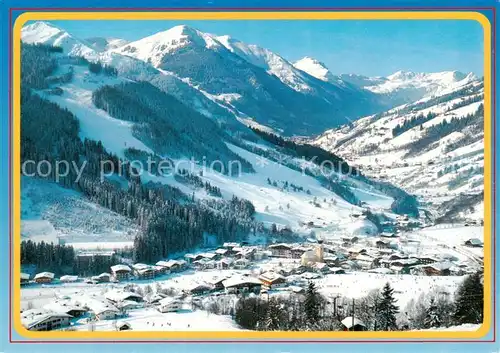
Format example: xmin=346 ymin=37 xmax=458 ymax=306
xmin=293 ymin=56 xmax=334 ymax=82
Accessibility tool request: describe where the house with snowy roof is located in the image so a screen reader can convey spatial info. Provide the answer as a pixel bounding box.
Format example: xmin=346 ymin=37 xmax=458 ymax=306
xmin=34 ymin=272 xmax=54 ymax=284
xmin=21 ymin=308 xmax=72 ymax=331
xmin=259 ymin=271 xmax=286 ymax=289
xmin=110 ymin=264 xmax=132 ymax=281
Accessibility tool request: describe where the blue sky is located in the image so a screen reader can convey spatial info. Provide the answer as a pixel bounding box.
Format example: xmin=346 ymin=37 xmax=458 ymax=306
xmin=52 ymin=20 xmax=484 ymax=77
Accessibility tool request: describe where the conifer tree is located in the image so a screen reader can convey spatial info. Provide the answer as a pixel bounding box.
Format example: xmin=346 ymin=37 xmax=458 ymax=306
xmin=375 ymin=282 xmax=399 ymax=331
xmin=454 ymin=272 xmax=483 ymax=324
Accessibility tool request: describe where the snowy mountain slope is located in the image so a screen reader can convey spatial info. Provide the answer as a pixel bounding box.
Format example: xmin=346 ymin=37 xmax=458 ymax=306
xmin=110 ymin=24 xmax=385 ymax=135
xmin=21 ymin=21 xmax=97 ymax=58
xmin=310 ymin=80 xmax=485 ymax=221
xmin=22 ymin=175 xmax=138 ymax=248
xmin=86 ymin=37 xmax=129 ymax=51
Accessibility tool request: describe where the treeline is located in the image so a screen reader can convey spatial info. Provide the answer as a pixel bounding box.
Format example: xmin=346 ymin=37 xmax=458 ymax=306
xmin=175 ymin=169 xmax=222 ymax=197
xmin=250 ymin=127 xmax=358 ymax=175
xmin=92 ymin=81 xmax=253 ymax=175
xmin=21 ymin=43 xmax=60 ymax=89
xmin=225 ymin=273 xmax=483 ymax=331
xmin=21 ymin=240 xmax=119 ymax=276
xmin=406 ymin=103 xmax=483 ymax=157
xmin=88 ymin=61 xmax=118 ymax=76
xmin=392 ymin=112 xmax=437 ymax=137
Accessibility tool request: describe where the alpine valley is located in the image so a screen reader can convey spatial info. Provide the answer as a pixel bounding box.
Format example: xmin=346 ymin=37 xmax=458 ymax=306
xmin=19 ymin=21 xmax=485 ymax=333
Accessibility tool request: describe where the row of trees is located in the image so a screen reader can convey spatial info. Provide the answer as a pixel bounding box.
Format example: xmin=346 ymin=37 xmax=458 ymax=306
xmin=392 ymin=112 xmax=437 ymax=137
xmin=92 ymin=81 xmax=253 ymax=174
xmin=231 ymin=273 xmax=483 ymax=331
xmin=20 ymin=240 xmax=120 ymax=276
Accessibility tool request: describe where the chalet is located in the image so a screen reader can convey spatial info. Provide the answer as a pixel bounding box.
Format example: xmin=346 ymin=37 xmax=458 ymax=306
xmin=43 ymin=300 xmax=87 ymax=318
xmin=105 ymin=289 xmax=144 ymax=303
xmin=329 ymin=267 xmax=346 ymax=274
xmin=253 ymin=251 xmax=270 ymax=261
xmin=116 ymin=321 xmax=132 ymax=331
xmin=216 ymin=257 xmax=234 ymax=270
xmin=416 ymin=262 xmax=452 ymax=276
xmin=414 ymin=256 xmax=437 ymax=265
xmin=21 ymin=309 xmax=72 ymax=331
xmin=132 ymin=263 xmax=155 ymax=280
xmin=207 ymin=276 xmax=230 ymax=291
xmin=341 ymin=236 xmax=359 ymax=245
xmin=222 ymin=276 xmax=262 ymax=294
xmin=186 ymin=283 xmax=213 ymax=296
xmin=80 ymin=295 xmax=120 ymax=320
xmin=223 ymin=242 xmax=240 ymax=249
xmin=147 ymin=293 xmax=167 ymax=305
xmin=34 ymin=272 xmax=54 ymax=284
xmin=323 ymin=256 xmax=340 ymax=267
xmin=157 ymin=297 xmax=183 ymax=313
xmin=152 ymin=265 xmax=169 ymax=276
xmin=291 ymin=246 xmax=308 ymax=259
xmin=184 ymin=253 xmax=197 ymax=263
xmin=390 ymin=259 xmax=419 ymax=273
xmin=193 ymin=258 xmax=212 ymax=270
xmin=347 ymin=247 xmax=367 ymax=258
xmin=388 ymin=253 xmax=407 ymax=261
xmin=375 ymin=239 xmax=392 ymax=249
xmin=21 ymin=272 xmax=30 ymax=284
xmin=314 ymin=262 xmax=331 ymax=274
xmin=464 ymin=238 xmax=483 ymax=248
xmin=215 ymin=248 xmax=229 ymax=257
xmin=233 ymin=258 xmax=250 ymax=270
xmin=341 ymin=317 xmax=366 ymax=331
xmin=59 ymin=275 xmax=79 ymax=283
xmin=355 ymin=254 xmax=377 ymax=270
xmin=117 ymin=300 xmax=141 ymax=312
xmin=268 ymin=243 xmax=293 ymax=258
xmin=92 ymin=272 xmax=111 ymax=283
xmin=158 ymin=260 xmax=181 ymax=273
xmin=235 ymin=248 xmax=256 ymax=260
xmin=259 ymin=271 xmax=286 ymax=289
xmin=200 ymin=252 xmax=219 ymax=261
xmin=110 ymin=264 xmax=132 ymax=281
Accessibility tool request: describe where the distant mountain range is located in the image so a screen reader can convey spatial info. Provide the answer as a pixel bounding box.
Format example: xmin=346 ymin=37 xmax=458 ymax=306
xmin=22 ymin=21 xmax=477 ymax=136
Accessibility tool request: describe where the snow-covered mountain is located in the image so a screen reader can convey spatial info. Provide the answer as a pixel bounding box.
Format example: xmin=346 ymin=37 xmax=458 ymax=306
xmin=310 ymin=79 xmax=484 ymax=222
xmin=293 ymin=54 xmax=478 ymax=107
xmin=293 ymin=56 xmax=338 ymax=84
xmin=109 ymin=24 xmax=385 ymax=135
xmin=21 ymin=21 xmax=97 ymax=58
xmin=86 ymin=37 xmax=129 ymax=51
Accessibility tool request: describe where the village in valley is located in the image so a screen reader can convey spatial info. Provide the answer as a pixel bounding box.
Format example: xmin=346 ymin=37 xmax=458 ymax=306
xmin=20 ymin=211 xmax=484 ymax=333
